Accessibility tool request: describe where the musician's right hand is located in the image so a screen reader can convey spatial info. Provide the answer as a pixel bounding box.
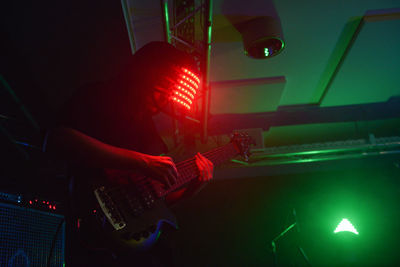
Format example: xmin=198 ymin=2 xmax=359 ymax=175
xmin=143 ymin=155 xmax=179 ymax=188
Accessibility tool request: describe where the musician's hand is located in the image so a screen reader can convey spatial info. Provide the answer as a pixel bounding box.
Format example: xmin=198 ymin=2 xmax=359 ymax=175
xmin=165 ymin=153 xmax=213 ymax=205
xmin=186 ymin=153 xmax=214 ymax=195
xmin=195 ymin=153 xmax=214 ymax=183
xmin=144 ymin=155 xmax=179 ymax=188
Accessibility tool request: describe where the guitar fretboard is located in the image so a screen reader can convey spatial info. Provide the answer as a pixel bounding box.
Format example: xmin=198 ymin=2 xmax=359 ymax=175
xmin=158 ymin=142 xmax=239 ymax=197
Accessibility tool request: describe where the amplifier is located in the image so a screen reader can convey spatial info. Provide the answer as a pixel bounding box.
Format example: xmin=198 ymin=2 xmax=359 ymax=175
xmin=0 ymin=191 xmax=62 ymax=213
xmin=0 ymin=201 xmax=65 ymax=267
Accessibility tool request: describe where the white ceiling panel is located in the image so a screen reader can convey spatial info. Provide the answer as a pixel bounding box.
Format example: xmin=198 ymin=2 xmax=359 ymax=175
xmin=210 ymin=0 xmax=400 ymax=109
xmin=321 ymin=18 xmax=400 ymax=106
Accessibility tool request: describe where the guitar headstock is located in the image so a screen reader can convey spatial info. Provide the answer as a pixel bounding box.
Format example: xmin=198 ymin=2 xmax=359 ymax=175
xmin=230 ymin=132 xmax=256 ymax=162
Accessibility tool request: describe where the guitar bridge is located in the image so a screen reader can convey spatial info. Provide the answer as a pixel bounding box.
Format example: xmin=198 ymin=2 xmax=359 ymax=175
xmin=94 ymin=186 xmax=126 ymax=230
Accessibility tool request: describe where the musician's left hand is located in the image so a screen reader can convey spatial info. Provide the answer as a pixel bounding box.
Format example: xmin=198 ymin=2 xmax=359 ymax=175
xmin=165 ymin=152 xmax=214 ymax=205
xmin=184 ymin=153 xmax=214 ymax=196
xmin=195 ymin=152 xmax=214 ymax=183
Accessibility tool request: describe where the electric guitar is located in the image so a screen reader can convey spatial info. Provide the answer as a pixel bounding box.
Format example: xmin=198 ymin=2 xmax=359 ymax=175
xmin=82 ymin=133 xmax=254 ymax=251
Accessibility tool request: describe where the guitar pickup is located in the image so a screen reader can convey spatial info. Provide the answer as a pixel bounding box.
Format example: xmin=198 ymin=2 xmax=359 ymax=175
xmin=94 ymin=186 xmax=126 ymax=231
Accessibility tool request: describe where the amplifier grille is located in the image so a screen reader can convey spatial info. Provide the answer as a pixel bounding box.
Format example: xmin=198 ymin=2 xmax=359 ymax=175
xmin=0 ymin=202 xmax=65 ymax=267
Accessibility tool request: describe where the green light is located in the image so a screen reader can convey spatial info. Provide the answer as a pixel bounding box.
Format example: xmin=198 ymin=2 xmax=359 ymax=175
xmin=163 ymin=1 xmax=171 ymax=43
xmin=334 ymin=218 xmax=359 ymax=235
xmin=264 ymin=48 xmax=269 ymax=57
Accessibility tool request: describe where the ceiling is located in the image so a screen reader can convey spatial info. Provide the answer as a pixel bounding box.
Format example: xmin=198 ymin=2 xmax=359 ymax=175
xmin=210 ymin=0 xmax=400 ymax=110
xmin=1 ymin=0 xmax=400 ymax=173
xmin=124 ymin=0 xmax=400 ymax=112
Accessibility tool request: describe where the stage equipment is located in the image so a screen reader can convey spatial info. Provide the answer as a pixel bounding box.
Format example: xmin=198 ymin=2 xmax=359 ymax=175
xmin=271 ymin=208 xmax=311 ymax=266
xmin=0 ymin=193 xmax=65 ymax=267
xmin=222 ymin=0 xmax=285 ymax=59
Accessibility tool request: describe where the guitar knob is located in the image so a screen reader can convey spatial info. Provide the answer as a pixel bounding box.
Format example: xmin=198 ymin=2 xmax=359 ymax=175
xmin=131 ymin=232 xmax=141 ymax=241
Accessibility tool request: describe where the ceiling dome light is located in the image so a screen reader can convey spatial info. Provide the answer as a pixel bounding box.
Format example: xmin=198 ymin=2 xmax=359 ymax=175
xmin=241 ymin=16 xmax=285 ymax=59
xmin=222 ymin=0 xmax=285 ymax=59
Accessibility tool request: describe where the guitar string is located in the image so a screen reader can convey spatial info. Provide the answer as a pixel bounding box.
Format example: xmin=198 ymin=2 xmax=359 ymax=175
xmin=116 ymin=143 xmax=238 ymax=201
xmin=131 ymin=143 xmax=235 ymax=187
xmin=135 ymin=143 xmax=237 ymax=190
xmin=104 ymin=145 xmax=235 ymax=205
xmin=107 ymin=143 xmax=239 ymax=201
xmin=106 ymin=144 xmax=235 ymax=200
xmin=106 ymin=143 xmax=239 ymax=201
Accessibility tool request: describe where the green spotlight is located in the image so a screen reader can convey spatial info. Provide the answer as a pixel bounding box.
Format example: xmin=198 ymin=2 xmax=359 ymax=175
xmin=334 ymin=218 xmax=359 ymax=235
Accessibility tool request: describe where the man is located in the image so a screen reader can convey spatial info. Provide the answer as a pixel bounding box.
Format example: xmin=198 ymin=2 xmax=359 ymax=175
xmin=45 ymin=41 xmax=214 ymax=266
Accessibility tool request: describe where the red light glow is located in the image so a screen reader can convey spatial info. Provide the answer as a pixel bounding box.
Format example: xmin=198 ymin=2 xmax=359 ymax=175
xmin=171 ymin=67 xmax=200 ymax=110
xmin=176 ymin=85 xmax=194 ymax=98
xmin=181 ymin=75 xmax=199 ymax=89
xmin=174 ymin=91 xmax=193 ymax=104
xmin=182 ymin=68 xmax=200 ymax=83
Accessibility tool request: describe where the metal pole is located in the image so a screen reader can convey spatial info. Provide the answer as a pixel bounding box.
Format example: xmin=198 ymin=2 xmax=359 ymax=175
xmin=161 ymin=0 xmax=171 ymax=43
xmin=201 ymin=0 xmax=212 ymax=143
xmin=170 ymin=5 xmax=203 ymax=30
xmin=120 ymin=0 xmax=136 ymax=54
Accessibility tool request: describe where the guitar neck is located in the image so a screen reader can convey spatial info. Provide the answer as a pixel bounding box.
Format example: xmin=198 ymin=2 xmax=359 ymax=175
xmin=160 ymin=142 xmax=239 ymax=196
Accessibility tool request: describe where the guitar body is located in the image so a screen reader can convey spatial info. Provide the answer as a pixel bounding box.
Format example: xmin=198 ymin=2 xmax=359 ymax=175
xmin=80 ymin=171 xmax=178 ymax=252
xmin=78 ymin=134 xmax=252 ymax=252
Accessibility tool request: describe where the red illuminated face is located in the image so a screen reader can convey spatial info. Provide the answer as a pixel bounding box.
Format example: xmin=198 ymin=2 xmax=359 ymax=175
xmin=171 ymin=67 xmax=200 ymax=111
xmin=144 ymin=66 xmax=200 ymax=115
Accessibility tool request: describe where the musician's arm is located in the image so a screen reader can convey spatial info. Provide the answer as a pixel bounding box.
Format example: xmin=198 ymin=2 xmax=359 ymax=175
xmin=45 ymin=126 xmax=178 ymax=185
xmin=46 ymin=127 xmax=212 ymax=203
xmin=46 ymin=127 xmax=148 ymax=168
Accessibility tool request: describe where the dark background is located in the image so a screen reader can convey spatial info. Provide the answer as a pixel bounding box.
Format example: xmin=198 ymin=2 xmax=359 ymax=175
xmin=172 ymin=158 xmax=400 ymax=266
xmin=1 ymin=1 xmax=400 ymax=266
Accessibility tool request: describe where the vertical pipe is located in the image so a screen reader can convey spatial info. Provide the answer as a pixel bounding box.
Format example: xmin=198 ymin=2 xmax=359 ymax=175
xmin=161 ymin=0 xmax=172 ymax=43
xmin=120 ymin=0 xmax=136 ymax=54
xmin=201 ymin=0 xmax=213 ymax=143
